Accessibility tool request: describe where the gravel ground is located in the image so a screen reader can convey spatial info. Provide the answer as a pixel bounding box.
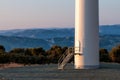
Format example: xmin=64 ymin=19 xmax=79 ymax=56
xmin=0 ymin=63 xmax=120 ymax=80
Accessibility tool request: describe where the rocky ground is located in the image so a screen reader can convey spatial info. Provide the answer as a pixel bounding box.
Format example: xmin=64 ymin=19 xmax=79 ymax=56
xmin=0 ymin=63 xmax=120 ymax=80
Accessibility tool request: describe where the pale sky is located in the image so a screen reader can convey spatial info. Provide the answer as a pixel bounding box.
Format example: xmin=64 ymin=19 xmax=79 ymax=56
xmin=0 ymin=0 xmax=120 ymax=30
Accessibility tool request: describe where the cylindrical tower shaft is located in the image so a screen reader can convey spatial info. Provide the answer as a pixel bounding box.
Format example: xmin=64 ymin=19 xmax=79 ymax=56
xmin=74 ymin=0 xmax=99 ymax=69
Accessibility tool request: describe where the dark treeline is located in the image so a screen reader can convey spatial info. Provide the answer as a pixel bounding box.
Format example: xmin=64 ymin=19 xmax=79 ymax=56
xmin=100 ymin=45 xmax=120 ymax=63
xmin=0 ymin=45 xmax=67 ymax=65
xmin=0 ymin=45 xmax=120 ymax=65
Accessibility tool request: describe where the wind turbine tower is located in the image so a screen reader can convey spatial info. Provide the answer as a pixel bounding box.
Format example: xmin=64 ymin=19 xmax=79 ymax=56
xmin=74 ymin=0 xmax=99 ymax=69
xmin=58 ymin=0 xmax=99 ymax=69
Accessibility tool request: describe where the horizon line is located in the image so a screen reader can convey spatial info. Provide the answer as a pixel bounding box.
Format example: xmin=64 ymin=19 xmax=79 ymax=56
xmin=0 ymin=24 xmax=120 ymax=30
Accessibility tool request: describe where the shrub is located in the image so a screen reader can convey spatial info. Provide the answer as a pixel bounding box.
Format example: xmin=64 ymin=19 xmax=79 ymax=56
xmin=0 ymin=45 xmax=5 ymax=54
xmin=109 ymin=46 xmax=120 ymax=63
xmin=99 ymin=48 xmax=110 ymax=62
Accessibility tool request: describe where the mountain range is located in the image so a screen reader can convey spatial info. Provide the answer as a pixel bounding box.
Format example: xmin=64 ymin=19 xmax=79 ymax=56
xmin=0 ymin=25 xmax=120 ymax=51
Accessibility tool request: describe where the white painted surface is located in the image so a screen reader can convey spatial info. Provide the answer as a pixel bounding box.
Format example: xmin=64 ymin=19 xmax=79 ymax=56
xmin=74 ymin=0 xmax=99 ymax=69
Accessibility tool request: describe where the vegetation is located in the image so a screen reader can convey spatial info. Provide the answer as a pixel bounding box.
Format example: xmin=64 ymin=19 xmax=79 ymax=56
xmin=99 ymin=45 xmax=120 ymax=63
xmin=0 ymin=45 xmax=68 ymax=64
xmin=0 ymin=44 xmax=120 ymax=65
xmin=99 ymin=48 xmax=110 ymax=62
xmin=0 ymin=45 xmax=5 ymax=54
xmin=109 ymin=46 xmax=120 ymax=63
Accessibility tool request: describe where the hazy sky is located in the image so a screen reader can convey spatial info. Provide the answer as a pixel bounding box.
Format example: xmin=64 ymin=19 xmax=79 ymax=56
xmin=0 ymin=0 xmax=120 ymax=30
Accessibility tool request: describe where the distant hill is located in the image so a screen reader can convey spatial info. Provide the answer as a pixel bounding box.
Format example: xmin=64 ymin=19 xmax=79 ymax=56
xmin=0 ymin=28 xmax=74 ymax=39
xmin=1 ymin=25 xmax=120 ymax=39
xmin=0 ymin=35 xmax=74 ymax=51
xmin=0 ymin=35 xmax=50 ymax=51
xmin=99 ymin=25 xmax=120 ymax=35
xmin=0 ymin=25 xmax=120 ymax=51
xmin=100 ymin=35 xmax=120 ymax=50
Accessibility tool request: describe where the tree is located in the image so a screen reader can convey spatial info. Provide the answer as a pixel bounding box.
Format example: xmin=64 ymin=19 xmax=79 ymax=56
xmin=9 ymin=48 xmax=25 ymax=55
xmin=31 ymin=47 xmax=46 ymax=56
xmin=0 ymin=45 xmax=5 ymax=54
xmin=0 ymin=54 xmax=9 ymax=63
xmin=109 ymin=46 xmax=120 ymax=63
xmin=62 ymin=47 xmax=68 ymax=53
xmin=24 ymin=48 xmax=32 ymax=56
xmin=99 ymin=48 xmax=110 ymax=62
xmin=46 ymin=45 xmax=63 ymax=63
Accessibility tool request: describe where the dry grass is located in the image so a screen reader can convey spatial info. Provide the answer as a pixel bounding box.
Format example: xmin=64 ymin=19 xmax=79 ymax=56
xmin=0 ymin=63 xmax=24 ymax=69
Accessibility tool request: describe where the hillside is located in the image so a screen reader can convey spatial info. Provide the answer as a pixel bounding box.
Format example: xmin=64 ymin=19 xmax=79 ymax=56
xmin=0 ymin=28 xmax=74 ymax=39
xmin=0 ymin=25 xmax=120 ymax=51
xmin=100 ymin=35 xmax=120 ymax=50
xmin=0 ymin=35 xmax=74 ymax=51
xmin=99 ymin=25 xmax=120 ymax=35
xmin=0 ymin=35 xmax=50 ymax=51
xmin=1 ymin=25 xmax=120 ymax=39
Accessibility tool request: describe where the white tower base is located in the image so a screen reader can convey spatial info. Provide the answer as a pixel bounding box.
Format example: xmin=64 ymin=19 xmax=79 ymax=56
xmin=74 ymin=0 xmax=99 ymax=69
